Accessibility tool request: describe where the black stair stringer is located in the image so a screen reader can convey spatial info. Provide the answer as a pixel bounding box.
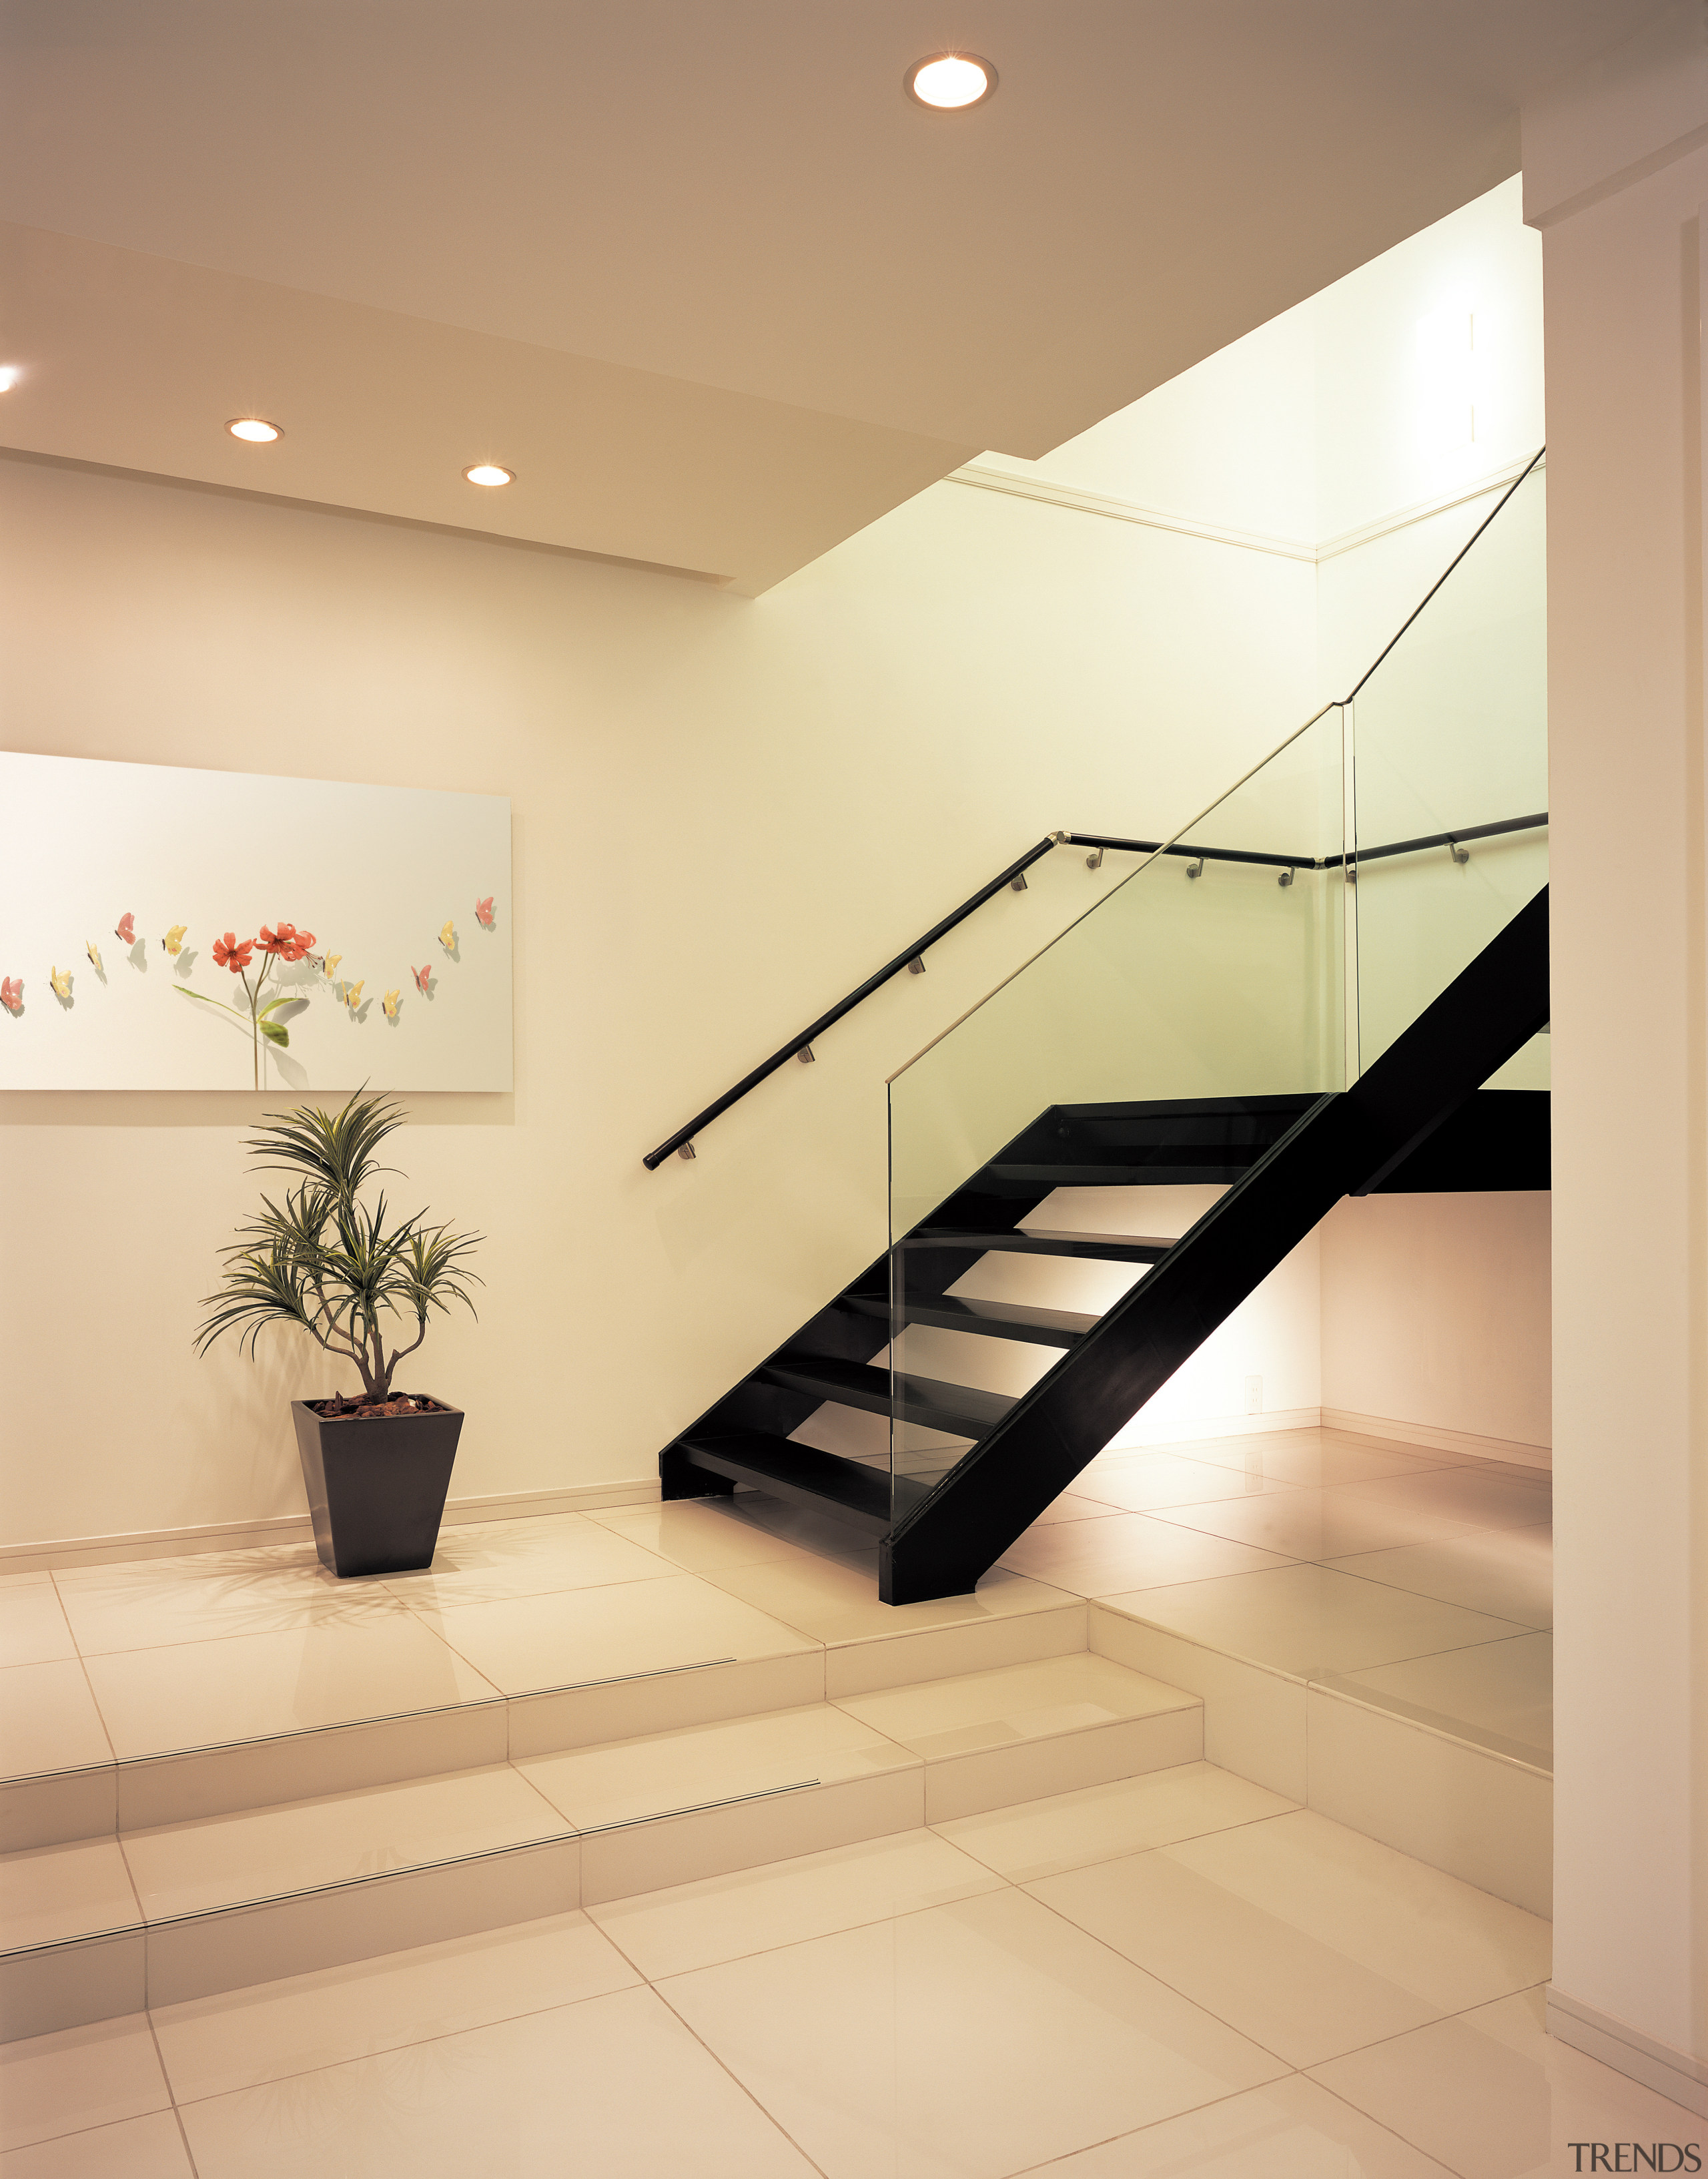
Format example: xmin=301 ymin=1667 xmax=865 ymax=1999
xmin=879 ymin=888 xmax=1551 ymax=1604
xmin=1374 ymin=1090 xmax=1549 ymax=1192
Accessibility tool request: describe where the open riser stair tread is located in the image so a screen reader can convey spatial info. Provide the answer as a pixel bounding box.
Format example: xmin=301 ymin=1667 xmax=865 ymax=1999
xmin=981 ymin=1163 xmax=1270 ymax=1187
xmin=901 ymin=1229 xmax=1174 ymax=1263
xmin=842 ymin=1293 xmax=1096 ymax=1347
xmin=758 ymin=1357 xmax=1015 ymax=1437
xmin=677 ymin=1432 xmax=909 ymax=1532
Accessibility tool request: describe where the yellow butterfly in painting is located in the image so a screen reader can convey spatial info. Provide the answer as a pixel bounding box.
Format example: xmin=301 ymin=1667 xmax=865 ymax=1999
xmin=344 ymin=979 xmax=365 ymax=1011
xmin=85 ymin=940 xmax=103 ymax=973
xmin=439 ymin=919 xmax=456 ymax=952
xmin=162 ymin=924 xmax=187 ymax=956
xmin=50 ymin=966 xmax=72 ymax=1000
xmin=382 ymin=988 xmax=400 ymax=1020
xmin=322 ymin=953 xmax=342 ymax=980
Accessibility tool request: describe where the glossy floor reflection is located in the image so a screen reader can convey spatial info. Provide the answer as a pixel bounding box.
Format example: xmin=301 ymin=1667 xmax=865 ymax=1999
xmin=7 ymin=1769 xmax=1695 ymax=2178
xmin=0 ymin=1430 xmax=1552 ymax=1818
xmin=1001 ymin=1427 xmax=1553 ymax=1768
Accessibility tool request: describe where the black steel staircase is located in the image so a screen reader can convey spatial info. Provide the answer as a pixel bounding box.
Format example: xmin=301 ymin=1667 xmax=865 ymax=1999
xmin=661 ymin=892 xmax=1549 ymax=1604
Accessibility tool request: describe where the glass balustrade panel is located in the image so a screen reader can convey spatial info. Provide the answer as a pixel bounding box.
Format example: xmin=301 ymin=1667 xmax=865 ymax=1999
xmin=885 ymin=707 xmax=1348 ymax=1514
xmin=1348 ymin=459 xmax=1549 ymax=1083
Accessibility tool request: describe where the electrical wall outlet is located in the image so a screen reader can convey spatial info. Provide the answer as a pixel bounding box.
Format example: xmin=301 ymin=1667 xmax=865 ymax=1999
xmin=1244 ymin=1374 xmax=1263 ymax=1414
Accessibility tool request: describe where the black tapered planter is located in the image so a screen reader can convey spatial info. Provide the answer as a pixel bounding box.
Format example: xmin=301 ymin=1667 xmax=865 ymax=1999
xmin=292 ymin=1397 xmax=464 ymax=1578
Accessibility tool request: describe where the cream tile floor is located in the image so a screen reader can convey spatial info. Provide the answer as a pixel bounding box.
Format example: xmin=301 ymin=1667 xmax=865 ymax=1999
xmin=1008 ymin=1428 xmax=1555 ymax=1769
xmin=8 ymin=1767 xmax=1696 ymax=2178
xmin=0 ymin=1510 xmax=915 ymax=1811
xmin=0 ymin=1428 xmax=1552 ymax=1819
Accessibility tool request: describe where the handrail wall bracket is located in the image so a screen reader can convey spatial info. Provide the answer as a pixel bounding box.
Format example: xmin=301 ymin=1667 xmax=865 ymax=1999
xmin=641 ymin=810 xmax=1549 ymax=1169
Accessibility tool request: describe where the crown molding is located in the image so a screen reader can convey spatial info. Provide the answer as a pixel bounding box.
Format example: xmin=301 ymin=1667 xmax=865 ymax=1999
xmin=1314 ymin=454 xmax=1541 ymax=561
xmin=947 ymin=462 xmax=1316 ymax=561
xmin=949 ymin=453 xmax=1541 ymax=567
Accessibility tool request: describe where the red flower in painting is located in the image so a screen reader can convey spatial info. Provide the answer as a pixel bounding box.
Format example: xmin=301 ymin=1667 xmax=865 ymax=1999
xmin=212 ymin=932 xmax=255 ymax=973
xmin=257 ymin=922 xmax=316 ymax=963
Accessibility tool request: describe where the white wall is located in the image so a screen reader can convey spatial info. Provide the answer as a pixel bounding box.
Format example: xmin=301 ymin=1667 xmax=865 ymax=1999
xmin=1320 ymin=1193 xmax=1551 ymax=1454
xmin=0 ymin=449 xmax=1317 ymax=1550
xmin=1521 ymin=1 xmax=1708 ymax=2104
xmin=977 ymin=176 xmax=1547 ymax=705
xmin=1313 ymin=177 xmax=1545 ymax=541
xmin=988 ymin=179 xmax=1555 ymax=1455
xmin=980 ymin=303 xmax=1320 ymax=547
xmin=1312 ymin=185 xmax=1552 ymax=1464
xmin=0 ymin=174 xmax=1563 ymax=1550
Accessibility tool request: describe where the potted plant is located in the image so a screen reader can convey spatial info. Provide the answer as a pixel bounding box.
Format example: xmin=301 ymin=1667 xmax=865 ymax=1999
xmin=196 ymin=1089 xmax=483 ymax=1576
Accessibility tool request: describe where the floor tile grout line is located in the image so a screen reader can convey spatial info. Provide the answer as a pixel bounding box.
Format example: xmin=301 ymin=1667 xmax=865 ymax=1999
xmin=1290 ymin=1974 xmax=1556 ymax=2078
xmin=1310 ymin=1625 xmax=1552 ymax=1699
xmin=1072 ymin=1472 xmax=1324 ymax=1508
xmin=133 ymin=1798 xmax=1321 ymax=2110
xmin=1005 ymin=1801 xmax=1551 ymax=2083
xmin=1009 ymin=1816 xmax=1332 ymax=2070
xmin=7 ymin=1574 xmax=81 ymax=1674
xmin=1309 ymin=1582 xmax=1551 ymax=1634
xmin=996 ymin=2076 xmax=1314 ymax=2178
xmin=590 ymin=1855 xmax=1003 ymax=1984
xmin=52 ymin=1588 xmax=126 ymax=1795
xmin=1001 ymin=1546 xmax=1310 ymax=1590
xmin=643 ymin=1974 xmax=839 ymax=2179
xmin=0 ymin=2100 xmax=190 ymax=2166
xmin=1309 ymin=1556 xmax=1545 ymax=1632
xmin=143 ymin=2007 xmax=205 ymax=2179
xmin=1082 ymin=1590 xmax=1549 ymax=1686
xmin=821 ymin=1681 xmax=1198 ymax=1750
xmin=923 ymin=1793 xmax=1307 ymax=1888
xmin=1019 ymin=1877 xmax=1415 ymax=2084
xmin=1107 ymin=1440 xmax=1474 ymax=1480
xmin=1298 ymin=2064 xmax=1480 ymax=2178
xmin=147 ymin=1937 xmax=651 ymax=2111
xmin=1138 ymin=1502 xmax=1536 ymax=1558
xmin=75 ymin=1906 xmax=1538 ymax=2153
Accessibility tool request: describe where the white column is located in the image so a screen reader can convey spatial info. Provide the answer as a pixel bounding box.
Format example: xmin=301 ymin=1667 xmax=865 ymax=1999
xmin=1523 ymin=1 xmax=1708 ymax=2116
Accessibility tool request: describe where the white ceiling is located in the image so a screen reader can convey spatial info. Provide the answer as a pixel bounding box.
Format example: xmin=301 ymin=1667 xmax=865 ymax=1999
xmin=0 ymin=0 xmax=1668 ymax=587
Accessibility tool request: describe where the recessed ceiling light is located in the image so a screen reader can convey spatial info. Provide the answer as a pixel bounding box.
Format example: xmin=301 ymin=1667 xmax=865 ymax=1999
xmin=0 ymin=366 xmax=21 ymax=393
xmin=464 ymin=463 xmax=514 ymax=488
xmin=227 ymin=417 xmax=282 ymax=443
xmin=905 ymin=52 xmax=997 ymax=109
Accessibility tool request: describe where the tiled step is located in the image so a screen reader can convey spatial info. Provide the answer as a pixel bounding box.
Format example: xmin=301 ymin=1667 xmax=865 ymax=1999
xmin=1089 ymin=1595 xmax=1551 ymax=1919
xmin=831 ymin=1652 xmax=1202 ymax=1821
xmin=0 ymin=1654 xmax=1201 ymax=2038
xmin=1 ymin=1532 xmax=1085 ymax=1851
xmin=519 ymin=1702 xmax=923 ymax=1907
xmin=0 ymin=1767 xmax=576 ymax=2040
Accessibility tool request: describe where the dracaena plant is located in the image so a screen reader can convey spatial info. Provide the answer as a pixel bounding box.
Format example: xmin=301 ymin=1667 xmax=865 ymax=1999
xmin=196 ymin=1089 xmax=482 ymax=1404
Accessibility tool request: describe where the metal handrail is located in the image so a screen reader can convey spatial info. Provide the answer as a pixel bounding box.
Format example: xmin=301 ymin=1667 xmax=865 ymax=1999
xmin=640 ymin=812 xmax=1547 ymax=1167
xmin=643 ymin=444 xmax=1547 ymax=1169
xmin=640 ymin=838 xmax=1056 ymax=1168
xmin=1325 ymin=812 xmax=1548 ymax=870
